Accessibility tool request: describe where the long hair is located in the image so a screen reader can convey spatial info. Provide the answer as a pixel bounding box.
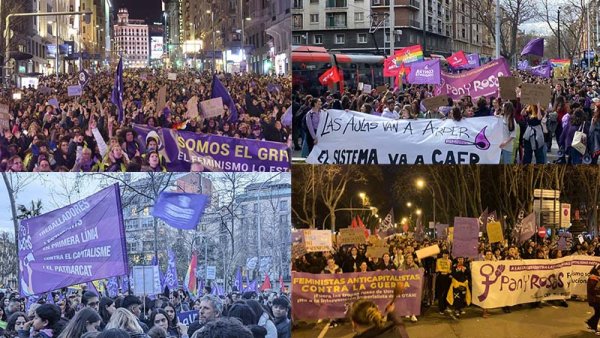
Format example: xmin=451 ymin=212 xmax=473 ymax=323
xmin=5 ymin=312 xmax=26 ymax=332
xmin=105 ymin=308 xmax=143 ymax=334
xmin=502 ymin=101 xmax=515 ymax=132
xmin=58 ymin=307 xmax=101 ymax=338
xmin=148 ymin=308 xmax=170 ymax=330
xmin=350 ymin=299 xmax=386 ymax=329
xmin=99 ymin=297 xmax=114 ymax=325
xmin=161 ymin=303 xmax=178 ymax=328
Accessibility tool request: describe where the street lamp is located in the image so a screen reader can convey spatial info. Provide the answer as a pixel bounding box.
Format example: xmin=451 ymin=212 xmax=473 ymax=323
xmin=406 ymin=202 xmax=412 ymax=208
xmin=416 ymin=209 xmax=422 ymax=216
xmin=415 ymin=178 xmax=436 ymax=226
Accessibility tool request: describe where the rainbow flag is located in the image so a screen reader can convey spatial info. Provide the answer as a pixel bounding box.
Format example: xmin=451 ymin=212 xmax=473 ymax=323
xmin=184 ymin=253 xmax=198 ymax=295
xmin=394 ymin=45 xmax=424 ymax=65
xmin=549 ymin=59 xmax=570 ymax=68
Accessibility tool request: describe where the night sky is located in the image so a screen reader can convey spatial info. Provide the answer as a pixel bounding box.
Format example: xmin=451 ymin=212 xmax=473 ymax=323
xmin=113 ymin=0 xmax=162 ymax=23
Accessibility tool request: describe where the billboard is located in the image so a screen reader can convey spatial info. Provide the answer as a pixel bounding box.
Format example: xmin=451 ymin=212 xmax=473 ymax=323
xmin=150 ymin=36 xmax=163 ymax=60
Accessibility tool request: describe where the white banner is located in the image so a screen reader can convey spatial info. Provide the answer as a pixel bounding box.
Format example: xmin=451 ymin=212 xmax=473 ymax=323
xmin=67 ymin=85 xmax=82 ymax=97
xmin=306 ymin=110 xmax=503 ymax=164
xmin=471 ymin=255 xmax=600 ymax=308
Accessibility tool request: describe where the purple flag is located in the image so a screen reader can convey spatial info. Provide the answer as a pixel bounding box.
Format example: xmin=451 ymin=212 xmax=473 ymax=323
xmin=111 ymin=57 xmax=124 ymax=123
xmin=281 ymin=105 xmax=292 ymax=127
xmin=521 ymin=38 xmax=544 ymax=57
xmin=18 ymin=184 xmax=128 ymax=296
xmin=518 ymin=60 xmax=529 ymax=70
xmin=163 ymin=249 xmax=179 ymax=290
xmin=517 ymin=211 xmax=537 ymax=244
xmin=234 ymin=268 xmax=243 ymax=292
xmin=211 ymin=281 xmax=224 ymax=296
xmin=211 ymin=74 xmax=238 ymax=122
xmin=87 ymin=281 xmax=99 ymax=296
xmin=119 ymin=275 xmax=130 ymax=293
xmin=435 ymin=224 xmax=449 ymax=239
xmin=452 ymin=217 xmax=479 ymax=258
xmin=132 ymin=124 xmax=290 ymax=172
xmin=107 ymin=277 xmax=119 ymax=297
xmin=407 ymin=59 xmax=441 ymax=84
xmin=152 ymin=192 xmax=209 ymax=230
xmin=529 ymin=64 xmax=551 ymax=78
xmin=454 ymin=53 xmax=480 ymax=70
xmin=435 ymin=58 xmax=511 ymax=100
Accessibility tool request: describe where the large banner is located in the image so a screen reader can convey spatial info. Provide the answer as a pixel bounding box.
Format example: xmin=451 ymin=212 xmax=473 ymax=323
xmin=292 ymin=269 xmax=424 ymax=320
xmin=133 ymin=125 xmax=290 ymax=172
xmin=306 ymin=110 xmax=503 ymax=164
xmin=471 ymin=255 xmax=600 ymax=308
xmin=18 ymin=184 xmax=128 ymax=296
xmin=435 ymin=58 xmax=511 ymax=100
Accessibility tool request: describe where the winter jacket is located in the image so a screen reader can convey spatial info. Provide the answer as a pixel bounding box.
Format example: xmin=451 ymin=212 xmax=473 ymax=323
xmin=587 ymin=275 xmax=600 ymax=305
xmin=257 ymin=313 xmax=277 ymax=338
xmin=274 ymin=317 xmax=291 ymax=338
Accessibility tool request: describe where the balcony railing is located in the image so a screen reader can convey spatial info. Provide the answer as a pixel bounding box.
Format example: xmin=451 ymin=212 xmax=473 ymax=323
xmin=326 ymin=22 xmax=347 ymax=28
xmin=410 ymin=20 xmax=421 ymax=28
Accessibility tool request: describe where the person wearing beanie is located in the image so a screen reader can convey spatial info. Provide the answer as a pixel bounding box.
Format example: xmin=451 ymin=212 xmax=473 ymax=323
xmin=271 ymin=297 xmax=291 ymax=338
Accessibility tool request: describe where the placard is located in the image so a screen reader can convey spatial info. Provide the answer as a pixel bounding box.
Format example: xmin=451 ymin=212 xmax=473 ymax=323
xmin=177 ymin=311 xmax=199 ymax=326
xmin=376 ymin=85 xmax=387 ymax=93
xmin=67 ymin=85 xmax=82 ymax=97
xmin=499 ymin=76 xmax=519 ymax=100
xmin=554 ymin=65 xmax=569 ymax=79
xmin=520 ymin=83 xmax=552 ymax=107
xmin=337 ymin=228 xmax=366 ymax=246
xmin=206 ymin=266 xmax=216 ymax=280
xmin=422 ymin=95 xmax=448 ymax=111
xmin=415 ymin=244 xmax=440 ymax=259
xmin=366 ymin=245 xmax=389 ymax=258
xmin=486 ymin=221 xmax=504 ymax=243
xmin=186 ymin=96 xmax=199 ymax=118
xmin=362 ymin=84 xmax=372 ymax=92
xmin=368 ymin=235 xmax=383 ymax=246
xmin=200 ymin=97 xmax=225 ymax=118
xmin=358 ymin=82 xmax=364 ymax=91
xmin=168 ymin=72 xmax=177 ymax=81
xmin=48 ymin=98 xmax=59 ymax=108
xmin=303 ymin=230 xmax=333 ymax=252
xmin=0 ymin=104 xmax=9 ymax=130
xmin=132 ymin=265 xmax=162 ymax=296
xmin=157 ymin=86 xmax=167 ymax=111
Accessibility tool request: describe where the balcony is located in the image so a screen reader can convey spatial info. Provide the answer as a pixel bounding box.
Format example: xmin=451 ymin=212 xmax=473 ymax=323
xmin=326 ymin=21 xmax=347 ymax=29
xmin=371 ymin=0 xmax=389 ymax=6
xmin=326 ymin=0 xmax=347 ymax=8
xmin=410 ymin=20 xmax=421 ymax=28
xmin=398 ymin=0 xmax=420 ymax=9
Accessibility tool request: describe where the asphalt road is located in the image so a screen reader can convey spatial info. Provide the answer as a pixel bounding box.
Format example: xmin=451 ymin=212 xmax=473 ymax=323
xmin=293 ymin=300 xmax=600 ymax=338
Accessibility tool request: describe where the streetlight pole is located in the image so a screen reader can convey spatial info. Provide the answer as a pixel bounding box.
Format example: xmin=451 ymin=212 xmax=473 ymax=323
xmin=207 ymin=9 xmax=215 ymax=73
xmin=495 ymin=0 xmax=500 ymax=59
xmin=558 ymin=7 xmax=561 ymax=59
xmin=254 ymin=174 xmax=280 ymax=280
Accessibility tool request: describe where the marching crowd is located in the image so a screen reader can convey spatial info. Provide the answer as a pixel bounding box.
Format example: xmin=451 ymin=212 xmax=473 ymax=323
xmin=0 ymin=287 xmax=291 ymax=338
xmin=292 ymin=66 xmax=600 ymax=164
xmin=0 ymin=70 xmax=292 ymax=172
xmin=292 ymin=228 xmax=594 ymax=328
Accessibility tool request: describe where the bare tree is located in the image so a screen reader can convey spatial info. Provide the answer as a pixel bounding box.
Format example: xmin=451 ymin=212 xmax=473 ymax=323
xmin=538 ymin=0 xmax=586 ymax=60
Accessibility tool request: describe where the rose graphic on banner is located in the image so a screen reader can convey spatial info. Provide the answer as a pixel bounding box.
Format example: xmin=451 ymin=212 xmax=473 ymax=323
xmin=445 ymin=127 xmax=491 ymax=150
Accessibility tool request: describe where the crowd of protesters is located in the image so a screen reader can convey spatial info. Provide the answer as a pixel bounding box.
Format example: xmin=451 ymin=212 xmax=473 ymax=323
xmin=0 ymin=286 xmax=291 ymax=338
xmin=0 ymin=69 xmax=292 ymax=172
xmin=292 ymin=65 xmax=600 ymax=164
xmin=292 ymin=227 xmax=597 ymax=331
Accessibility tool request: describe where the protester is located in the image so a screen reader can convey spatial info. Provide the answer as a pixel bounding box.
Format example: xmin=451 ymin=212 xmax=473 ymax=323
xmin=105 ymin=308 xmax=149 ymax=338
xmin=99 ymin=298 xmax=116 ymax=331
xmin=270 ymin=298 xmax=290 ymax=338
xmin=187 ymin=296 xmax=222 ymax=337
xmin=120 ymin=297 xmax=149 ymax=333
xmin=190 ymin=317 xmax=253 ymax=338
xmin=587 ymin=265 xmax=600 ymax=335
xmin=18 ymin=304 xmax=64 ymax=338
xmin=148 ymin=309 xmax=187 ymax=338
xmin=349 ymin=300 xmax=409 ymax=338
xmin=57 ymin=308 xmax=102 ymax=338
xmin=2 ymin=312 xmax=27 ymax=338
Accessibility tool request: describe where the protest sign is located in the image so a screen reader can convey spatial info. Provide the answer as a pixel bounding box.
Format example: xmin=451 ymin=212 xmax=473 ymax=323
xmin=337 ymin=228 xmax=366 ymax=246
xmin=292 ymin=269 xmax=424 ymax=319
xmin=362 ymin=84 xmax=372 ymax=92
xmin=486 ymin=221 xmax=504 ymax=243
xmin=415 ymin=244 xmax=440 ymax=259
xmin=422 ymin=95 xmax=449 ymax=111
xmin=177 ymin=311 xmax=199 ymax=326
xmin=452 ymin=217 xmax=479 ymax=258
xmin=18 ymin=184 xmax=128 ymax=296
xmin=520 ymin=83 xmax=552 ymax=107
xmin=435 ymin=58 xmax=511 ymax=100
xmin=133 ymin=124 xmax=290 ymax=172
xmin=132 ymin=265 xmax=162 ymax=296
xmin=366 ymin=245 xmax=389 ymax=258
xmin=368 ymin=236 xmax=383 ymax=246
xmin=471 ymin=256 xmax=600 ymax=308
xmin=303 ymin=230 xmax=333 ymax=252
xmin=48 ymin=98 xmax=59 ymax=108
xmin=435 ymin=224 xmax=449 ymax=239
xmin=448 ymin=227 xmax=454 ymax=242
xmin=168 ymin=73 xmax=177 ymax=81
xmin=0 ymin=104 xmax=9 ymax=130
xmin=157 ymin=86 xmax=167 ymax=111
xmin=499 ymin=77 xmax=519 ymax=100
xmin=186 ymin=96 xmax=199 ymax=118
xmin=376 ymin=85 xmax=387 ymax=93
xmin=200 ymin=97 xmax=225 ymax=118
xmin=67 ymin=85 xmax=82 ymax=97
xmin=554 ymin=65 xmax=569 ymax=79
xmin=306 ymin=110 xmax=503 ymax=165
xmin=358 ymin=83 xmax=364 ymax=91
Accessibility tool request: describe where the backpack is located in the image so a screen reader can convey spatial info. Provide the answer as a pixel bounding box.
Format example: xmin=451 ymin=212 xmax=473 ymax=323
xmin=524 ymin=125 xmax=545 ymax=151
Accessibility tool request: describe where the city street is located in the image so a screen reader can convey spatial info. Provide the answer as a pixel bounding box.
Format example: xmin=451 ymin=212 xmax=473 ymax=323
xmin=293 ymin=301 xmax=598 ymax=338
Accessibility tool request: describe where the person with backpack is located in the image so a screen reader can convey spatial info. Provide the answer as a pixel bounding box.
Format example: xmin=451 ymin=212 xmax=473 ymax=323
xmin=521 ymin=103 xmax=547 ymax=164
xmin=301 ymin=98 xmax=322 ymax=158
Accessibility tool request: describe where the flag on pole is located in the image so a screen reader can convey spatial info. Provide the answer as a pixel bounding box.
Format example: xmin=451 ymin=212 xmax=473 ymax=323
xmin=529 ymin=64 xmax=552 ymax=78
xmin=356 ymin=215 xmax=369 ymax=238
xmin=381 ymin=209 xmax=395 ymax=231
xmin=184 ymin=253 xmax=198 ymax=295
xmin=260 ymin=274 xmax=271 ymax=291
xmin=520 ymin=38 xmax=544 ymax=57
xmin=87 ymin=281 xmax=99 ymax=296
xmin=234 ymin=268 xmax=243 ymax=292
xmin=106 ymin=277 xmax=119 ymax=297
xmin=152 ymin=192 xmax=209 ymax=230
xmin=447 ymin=51 xmax=469 ymax=67
xmin=515 ymin=211 xmax=537 ymax=244
xmin=211 ymin=74 xmax=238 ymax=122
xmin=279 ymin=275 xmax=285 ymax=292
xmin=111 ymin=56 xmax=124 ymax=123
xmin=164 ymin=249 xmax=179 ymax=290
xmin=318 ymin=66 xmax=341 ymax=86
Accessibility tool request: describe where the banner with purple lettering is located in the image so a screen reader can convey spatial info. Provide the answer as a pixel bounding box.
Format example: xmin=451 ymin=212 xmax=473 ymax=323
xmin=133 ymin=124 xmax=290 ymax=172
xmin=18 ymin=184 xmax=128 ymax=296
xmin=435 ymin=58 xmax=511 ymax=100
xmin=471 ymin=256 xmax=600 ymax=308
xmin=292 ymin=269 xmax=424 ymax=320
xmin=452 ymin=217 xmax=479 ymax=258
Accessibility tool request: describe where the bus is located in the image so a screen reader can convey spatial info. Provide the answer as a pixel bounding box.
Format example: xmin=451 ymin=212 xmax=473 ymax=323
xmin=291 ymin=45 xmax=385 ymax=94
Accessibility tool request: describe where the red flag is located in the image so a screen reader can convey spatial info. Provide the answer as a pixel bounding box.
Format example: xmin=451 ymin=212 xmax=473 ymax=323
xmin=384 ymin=56 xmax=401 ymax=77
xmin=279 ymin=275 xmax=285 ymax=292
xmin=356 ymin=216 xmax=369 ymax=238
xmin=448 ymin=51 xmax=468 ymax=67
xmin=260 ymin=274 xmax=271 ymax=291
xmin=351 ymin=216 xmax=358 ymax=228
xmin=318 ymin=67 xmax=340 ymax=85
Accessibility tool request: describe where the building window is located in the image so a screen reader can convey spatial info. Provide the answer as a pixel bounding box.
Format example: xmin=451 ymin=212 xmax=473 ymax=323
xmin=313 ymin=34 xmax=323 ymax=44
xmin=357 ymin=33 xmax=367 ymax=44
xmin=292 ymin=14 xmax=303 ymax=29
xmin=326 ymin=13 xmax=347 ymax=28
xmin=334 ymin=33 xmax=345 ymax=44
xmin=310 ymin=0 xmax=318 ymax=3
xmin=355 ymin=12 xmax=364 ymax=22
xmin=293 ymin=0 xmax=303 ymax=8
xmin=310 ymin=14 xmax=318 ymax=23
xmin=326 ymin=0 xmax=347 ymax=7
xmin=279 ymin=200 xmax=288 ymax=211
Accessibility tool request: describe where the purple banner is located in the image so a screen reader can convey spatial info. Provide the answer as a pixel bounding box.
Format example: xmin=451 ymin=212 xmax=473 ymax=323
xmin=133 ymin=125 xmax=290 ymax=172
xmin=518 ymin=60 xmax=529 ymax=71
xmin=407 ymin=59 xmax=441 ymax=84
xmin=435 ymin=58 xmax=511 ymax=100
xmin=453 ymin=53 xmax=480 ymax=70
xmin=436 ymin=224 xmax=449 ymax=239
xmin=292 ymin=269 xmax=424 ymax=320
xmin=529 ymin=64 xmax=551 ymax=78
xmin=18 ymin=184 xmax=128 ymax=296
xmin=452 ymin=217 xmax=479 ymax=258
